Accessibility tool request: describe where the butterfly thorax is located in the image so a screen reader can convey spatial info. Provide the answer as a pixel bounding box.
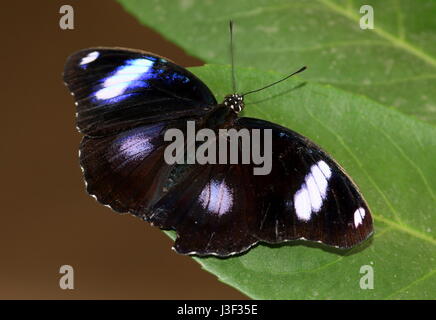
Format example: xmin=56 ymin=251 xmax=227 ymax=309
xmin=223 ymin=94 xmax=244 ymax=113
xmin=203 ymin=94 xmax=243 ymax=129
xmin=203 ymin=104 xmax=237 ymax=129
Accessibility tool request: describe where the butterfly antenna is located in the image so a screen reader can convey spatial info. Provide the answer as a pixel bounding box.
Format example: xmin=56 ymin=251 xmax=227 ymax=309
xmin=229 ymin=20 xmax=237 ymax=93
xmin=242 ymin=66 xmax=307 ymax=97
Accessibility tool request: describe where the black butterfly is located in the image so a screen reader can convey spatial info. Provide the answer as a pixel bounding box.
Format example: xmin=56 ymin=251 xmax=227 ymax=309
xmin=63 ymin=46 xmax=373 ymax=257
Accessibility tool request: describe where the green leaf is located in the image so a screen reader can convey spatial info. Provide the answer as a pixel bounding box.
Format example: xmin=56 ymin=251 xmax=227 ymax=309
xmin=115 ymin=0 xmax=436 ymax=299
xmin=165 ymin=64 xmax=435 ymax=299
xmin=118 ymin=0 xmax=436 ymax=124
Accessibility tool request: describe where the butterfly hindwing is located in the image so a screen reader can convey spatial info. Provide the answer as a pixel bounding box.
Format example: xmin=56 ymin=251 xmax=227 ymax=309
xmin=79 ymin=120 xmax=194 ymax=216
xmin=64 ymin=47 xmax=217 ymax=136
xmin=149 ymin=162 xmax=259 ymax=256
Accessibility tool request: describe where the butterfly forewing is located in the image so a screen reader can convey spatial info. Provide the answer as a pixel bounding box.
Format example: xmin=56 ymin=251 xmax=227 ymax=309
xmin=235 ymin=117 xmax=373 ymax=249
xmin=64 ymin=47 xmax=217 ymax=136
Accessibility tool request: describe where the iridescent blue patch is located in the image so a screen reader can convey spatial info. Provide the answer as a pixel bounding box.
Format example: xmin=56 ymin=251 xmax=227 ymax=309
xmin=170 ymin=73 xmax=190 ymax=84
xmin=94 ymin=58 xmax=155 ymax=101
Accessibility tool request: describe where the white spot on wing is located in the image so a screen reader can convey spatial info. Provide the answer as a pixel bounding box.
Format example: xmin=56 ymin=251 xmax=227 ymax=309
xmin=294 ymin=185 xmax=312 ymax=221
xmin=119 ymin=134 xmax=153 ymax=159
xmin=80 ymin=51 xmax=99 ymax=66
xmin=114 ymin=126 xmax=162 ymax=162
xmin=95 ymin=58 xmax=153 ymax=100
xmin=354 ymin=207 xmax=366 ymax=228
xmin=294 ymin=160 xmax=332 ymax=222
xmin=199 ymin=180 xmax=233 ymax=216
xmin=318 ymin=160 xmax=332 ymax=178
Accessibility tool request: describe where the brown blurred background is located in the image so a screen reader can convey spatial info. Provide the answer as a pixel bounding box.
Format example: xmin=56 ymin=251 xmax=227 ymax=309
xmin=0 ymin=1 xmax=246 ymax=299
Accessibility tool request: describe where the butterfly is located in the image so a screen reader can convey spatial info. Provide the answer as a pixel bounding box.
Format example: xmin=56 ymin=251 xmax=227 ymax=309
xmin=63 ymin=46 xmax=373 ymax=257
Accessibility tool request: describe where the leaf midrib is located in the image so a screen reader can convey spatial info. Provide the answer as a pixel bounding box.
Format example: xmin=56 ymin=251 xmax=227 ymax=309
xmin=210 ymin=0 xmax=435 ymax=69
xmin=319 ymin=0 xmax=436 ymax=68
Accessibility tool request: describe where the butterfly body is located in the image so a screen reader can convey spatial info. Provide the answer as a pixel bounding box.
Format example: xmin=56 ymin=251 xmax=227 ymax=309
xmin=64 ymin=47 xmax=373 ymax=257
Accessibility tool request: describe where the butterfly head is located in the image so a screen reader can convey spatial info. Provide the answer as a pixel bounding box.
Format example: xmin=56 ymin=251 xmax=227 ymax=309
xmin=223 ymin=93 xmax=244 ymax=114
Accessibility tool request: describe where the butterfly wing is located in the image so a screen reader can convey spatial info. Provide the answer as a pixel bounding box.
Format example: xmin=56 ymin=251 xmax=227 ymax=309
xmin=149 ymin=117 xmax=373 ymax=256
xmin=149 ymin=162 xmax=259 ymax=256
xmin=66 ymin=48 xmax=217 ymax=216
xmin=149 ymin=160 xmax=257 ymax=256
xmin=79 ymin=120 xmax=183 ymax=214
xmin=63 ymin=47 xmax=217 ymax=136
xmin=235 ymin=117 xmax=373 ymax=249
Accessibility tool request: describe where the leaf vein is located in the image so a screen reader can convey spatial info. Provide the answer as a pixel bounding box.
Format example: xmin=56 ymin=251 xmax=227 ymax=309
xmin=313 ymin=74 xmax=436 ymax=86
xmin=318 ymin=0 xmax=436 ymax=68
xmin=375 ymin=125 xmax=436 ymax=201
xmin=384 ymin=269 xmax=436 ymax=299
xmin=302 ymin=104 xmax=403 ymax=223
xmin=252 ymin=40 xmax=393 ymax=53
